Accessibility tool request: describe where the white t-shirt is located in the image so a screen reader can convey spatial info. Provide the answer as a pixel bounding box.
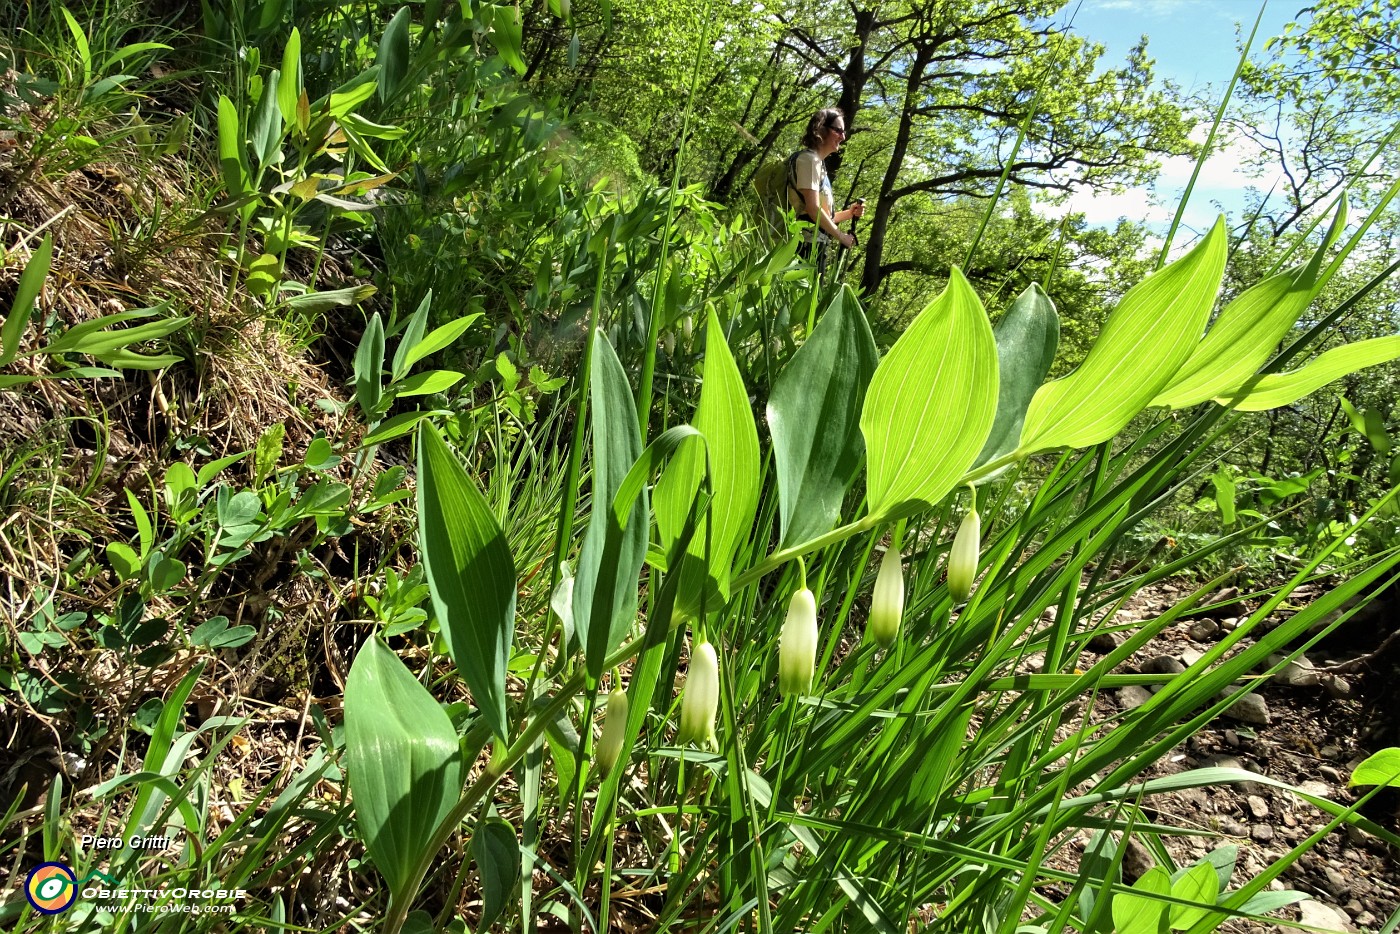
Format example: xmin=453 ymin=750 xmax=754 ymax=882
xmin=788 ymin=149 xmax=833 ymax=242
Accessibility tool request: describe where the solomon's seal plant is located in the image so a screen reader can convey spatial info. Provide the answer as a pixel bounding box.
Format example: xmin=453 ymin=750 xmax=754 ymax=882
xmin=678 ymin=640 xmax=719 ymax=747
xmin=868 ymin=546 xmax=905 ymax=649
xmin=778 ymin=587 xmax=819 ymax=696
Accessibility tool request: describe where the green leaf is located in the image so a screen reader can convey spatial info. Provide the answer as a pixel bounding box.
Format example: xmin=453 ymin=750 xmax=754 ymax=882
xmin=860 ymin=267 xmax=998 ymax=518
xmin=973 ymin=282 xmax=1060 ymax=469
xmin=1152 ymin=196 xmax=1343 ymax=409
xmin=326 ymin=71 xmax=379 ymax=118
xmin=1363 ymin=407 xmax=1391 ymax=455
xmin=250 ymin=69 xmax=283 ymax=168
xmin=417 ymin=424 xmax=516 ymax=740
xmin=345 ymin=638 xmax=464 ymax=902
xmin=147 ymin=553 xmax=185 ymax=592
xmin=1215 ymin=336 xmax=1400 ymax=411
xmin=361 ymin=411 xmax=448 ymax=447
xmin=283 ymin=284 xmax=378 ymax=313
xmin=254 ymin=422 xmax=285 ymax=485
xmin=767 ymin=284 xmax=878 ymax=547
xmin=378 ymin=8 xmax=412 ymax=103
xmin=46 ymin=313 xmax=191 ymax=357
xmin=216 ymin=95 xmax=248 ymax=198
xmin=1349 ymin=747 xmax=1400 ymax=788
xmin=355 ymin=313 xmax=385 ymax=418
xmin=572 ymin=331 xmax=648 ymax=683
xmin=1169 ymin=860 xmax=1220 ymax=929
xmin=1112 ymin=865 xmax=1170 ymax=934
xmin=106 ymin=542 xmax=140 ymax=581
xmin=390 ymin=370 xmax=464 ymax=397
xmin=401 ymin=314 xmax=481 ymax=373
xmin=472 ymin=816 xmax=518 ymax=929
xmin=392 ymin=291 xmax=433 ymax=381
xmin=278 ymin=28 xmax=301 ymax=125
xmin=3 ymin=234 xmax=52 ymax=365
xmin=1019 ymin=218 xmax=1227 ymax=452
xmin=305 ymin=436 xmax=340 ymax=470
xmin=245 ymin=252 xmax=281 ymax=297
xmin=486 ymin=3 xmax=526 ymax=74
xmin=654 ymin=310 xmax=759 ymax=614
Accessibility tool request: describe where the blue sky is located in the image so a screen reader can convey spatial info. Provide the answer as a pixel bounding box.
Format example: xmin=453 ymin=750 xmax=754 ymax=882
xmin=1043 ymin=0 xmax=1304 ymax=236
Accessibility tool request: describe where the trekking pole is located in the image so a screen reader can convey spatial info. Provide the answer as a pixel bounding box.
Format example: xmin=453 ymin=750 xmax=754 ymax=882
xmin=830 ymin=198 xmax=864 ymax=287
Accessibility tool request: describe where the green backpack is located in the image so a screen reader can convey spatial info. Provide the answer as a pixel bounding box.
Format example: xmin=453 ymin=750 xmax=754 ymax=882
xmin=752 ymin=151 xmax=805 ymax=239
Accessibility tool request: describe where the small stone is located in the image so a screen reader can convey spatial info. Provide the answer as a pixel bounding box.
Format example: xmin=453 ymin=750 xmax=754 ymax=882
xmin=1324 ymin=675 xmax=1354 ymax=699
xmin=1224 ymin=729 xmax=1240 ymax=747
xmin=1246 ymin=794 xmax=1269 ymax=819
xmin=1298 ymin=780 xmax=1332 ymax=799
xmin=1323 ymin=867 xmax=1349 ymax=897
xmin=1087 ymin=631 xmax=1120 ymax=653
xmin=1145 ymin=654 xmax=1187 ymax=675
xmin=1218 ymin=616 xmax=1240 ymax=631
xmin=1320 ymin=744 xmax=1342 ymax=760
xmin=1297 ymin=899 xmax=1351 ymax=931
xmin=1249 ymin=824 xmax=1274 ymax=842
xmin=1189 ymin=619 xmax=1221 ymax=641
xmin=1180 ymin=648 xmax=1205 ymax=667
xmin=1218 ymin=818 xmax=1246 ymax=836
xmin=1345 ymin=824 xmax=1370 ymax=846
xmin=1121 ymin=837 xmax=1155 ymax=880
xmin=1269 ymin=652 xmax=1321 ymax=687
xmin=1357 ymin=911 xmax=1376 ymax=927
xmin=1319 ymin=765 xmax=1343 ymax=783
xmin=1116 ymin=685 xmax=1154 ymax=709
xmin=1225 ymin=693 xmax=1270 ymax=725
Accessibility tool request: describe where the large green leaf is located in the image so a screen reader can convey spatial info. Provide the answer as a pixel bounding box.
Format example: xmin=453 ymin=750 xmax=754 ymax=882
xmin=216 ymin=95 xmax=247 ymax=199
xmin=1215 ymin=336 xmax=1400 ymax=411
xmin=1349 ymin=748 xmax=1400 ymax=788
xmin=486 ymin=3 xmax=526 ymax=74
xmin=472 ymin=816 xmax=518 ymax=929
xmin=354 ymin=312 xmax=385 ymax=418
xmin=572 ymin=330 xmax=648 ymax=683
xmin=417 ymin=424 xmax=516 ymax=740
xmin=1152 ymin=203 xmax=1344 ymax=409
xmin=2 ymin=234 xmax=52 ymax=365
xmin=973 ymin=282 xmax=1060 ymax=469
xmin=1169 ymin=860 xmax=1220 ymax=929
xmin=345 ymin=638 xmax=463 ymax=902
xmin=1113 ymin=866 xmax=1170 ymax=934
xmin=277 ymin=28 xmax=301 ymax=126
xmin=859 ymin=267 xmax=998 ymax=518
xmin=1019 ymin=218 xmax=1227 ymax=453
xmin=767 ymin=285 xmax=879 ymax=547
xmin=377 ymin=7 xmax=411 ymax=102
xmin=654 ymin=310 xmax=759 ymax=615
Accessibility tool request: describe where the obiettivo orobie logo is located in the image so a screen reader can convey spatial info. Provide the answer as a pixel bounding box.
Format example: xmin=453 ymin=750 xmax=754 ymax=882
xmin=24 ymin=863 xmax=121 ymax=914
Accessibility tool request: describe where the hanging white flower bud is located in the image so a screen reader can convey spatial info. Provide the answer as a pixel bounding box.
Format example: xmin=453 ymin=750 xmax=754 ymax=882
xmin=678 ymin=641 xmax=719 ymax=747
xmin=868 ymin=547 xmax=904 ymax=649
xmin=778 ymin=588 xmax=819 ymax=697
xmin=947 ymin=507 xmax=981 ymax=603
xmin=596 ymin=685 xmax=629 ymax=779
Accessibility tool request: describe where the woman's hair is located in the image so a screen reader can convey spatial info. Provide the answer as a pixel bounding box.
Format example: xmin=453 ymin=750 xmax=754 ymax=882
xmin=802 ymin=108 xmax=845 ymax=149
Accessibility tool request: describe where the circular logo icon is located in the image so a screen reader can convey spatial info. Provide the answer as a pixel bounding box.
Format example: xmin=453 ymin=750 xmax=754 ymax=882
xmin=25 ymin=862 xmax=78 ymax=914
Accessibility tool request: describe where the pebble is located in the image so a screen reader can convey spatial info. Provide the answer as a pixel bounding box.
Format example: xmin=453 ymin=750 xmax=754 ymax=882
xmin=1145 ymin=654 xmax=1187 ymax=675
xmin=1297 ymin=899 xmax=1352 ymax=931
xmin=1320 ymin=744 xmax=1342 ymax=759
xmin=1116 ymin=685 xmax=1154 ymax=709
xmin=1324 ymin=675 xmax=1354 ymax=699
xmin=1246 ymin=794 xmax=1269 ymax=818
xmin=1218 ymin=818 xmax=1247 ymax=836
xmin=1179 ymin=647 xmax=1205 ymax=667
xmin=1188 ymin=619 xmax=1221 ymax=641
xmin=1323 ymin=867 xmax=1348 ymax=897
xmin=1224 ymin=692 xmax=1270 ymax=725
xmin=1087 ymin=631 xmax=1120 ymax=653
xmin=1218 ymin=616 xmax=1240 ymax=631
xmin=1298 ymin=780 xmax=1332 ymax=799
xmin=1269 ymin=652 xmax=1322 ymax=687
xmin=1224 ymin=728 xmax=1240 ymax=747
xmin=1319 ymin=765 xmax=1343 ymax=783
xmin=1250 ymin=823 xmax=1274 ymax=842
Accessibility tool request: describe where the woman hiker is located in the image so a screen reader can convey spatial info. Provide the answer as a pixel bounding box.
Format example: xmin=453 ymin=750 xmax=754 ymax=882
xmin=790 ymin=107 xmax=865 ymax=275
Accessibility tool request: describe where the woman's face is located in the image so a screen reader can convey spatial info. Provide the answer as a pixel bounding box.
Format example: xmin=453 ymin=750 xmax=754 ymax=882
xmin=824 ymin=119 xmax=847 ymax=152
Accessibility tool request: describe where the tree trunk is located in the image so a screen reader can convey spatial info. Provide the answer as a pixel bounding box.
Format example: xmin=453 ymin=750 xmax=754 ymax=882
xmin=861 ymin=46 xmax=931 ymax=295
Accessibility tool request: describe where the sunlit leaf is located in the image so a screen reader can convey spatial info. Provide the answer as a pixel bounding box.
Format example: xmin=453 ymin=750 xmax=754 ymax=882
xmin=860 ymin=267 xmax=997 ymax=518
xmin=417 ymin=424 xmax=516 ymax=740
xmin=974 ymin=282 xmax=1059 ymax=469
xmin=1019 ymin=218 xmax=1227 ymax=452
xmin=1215 ymin=336 xmax=1400 ymax=411
xmin=345 ymin=638 xmax=463 ymax=901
